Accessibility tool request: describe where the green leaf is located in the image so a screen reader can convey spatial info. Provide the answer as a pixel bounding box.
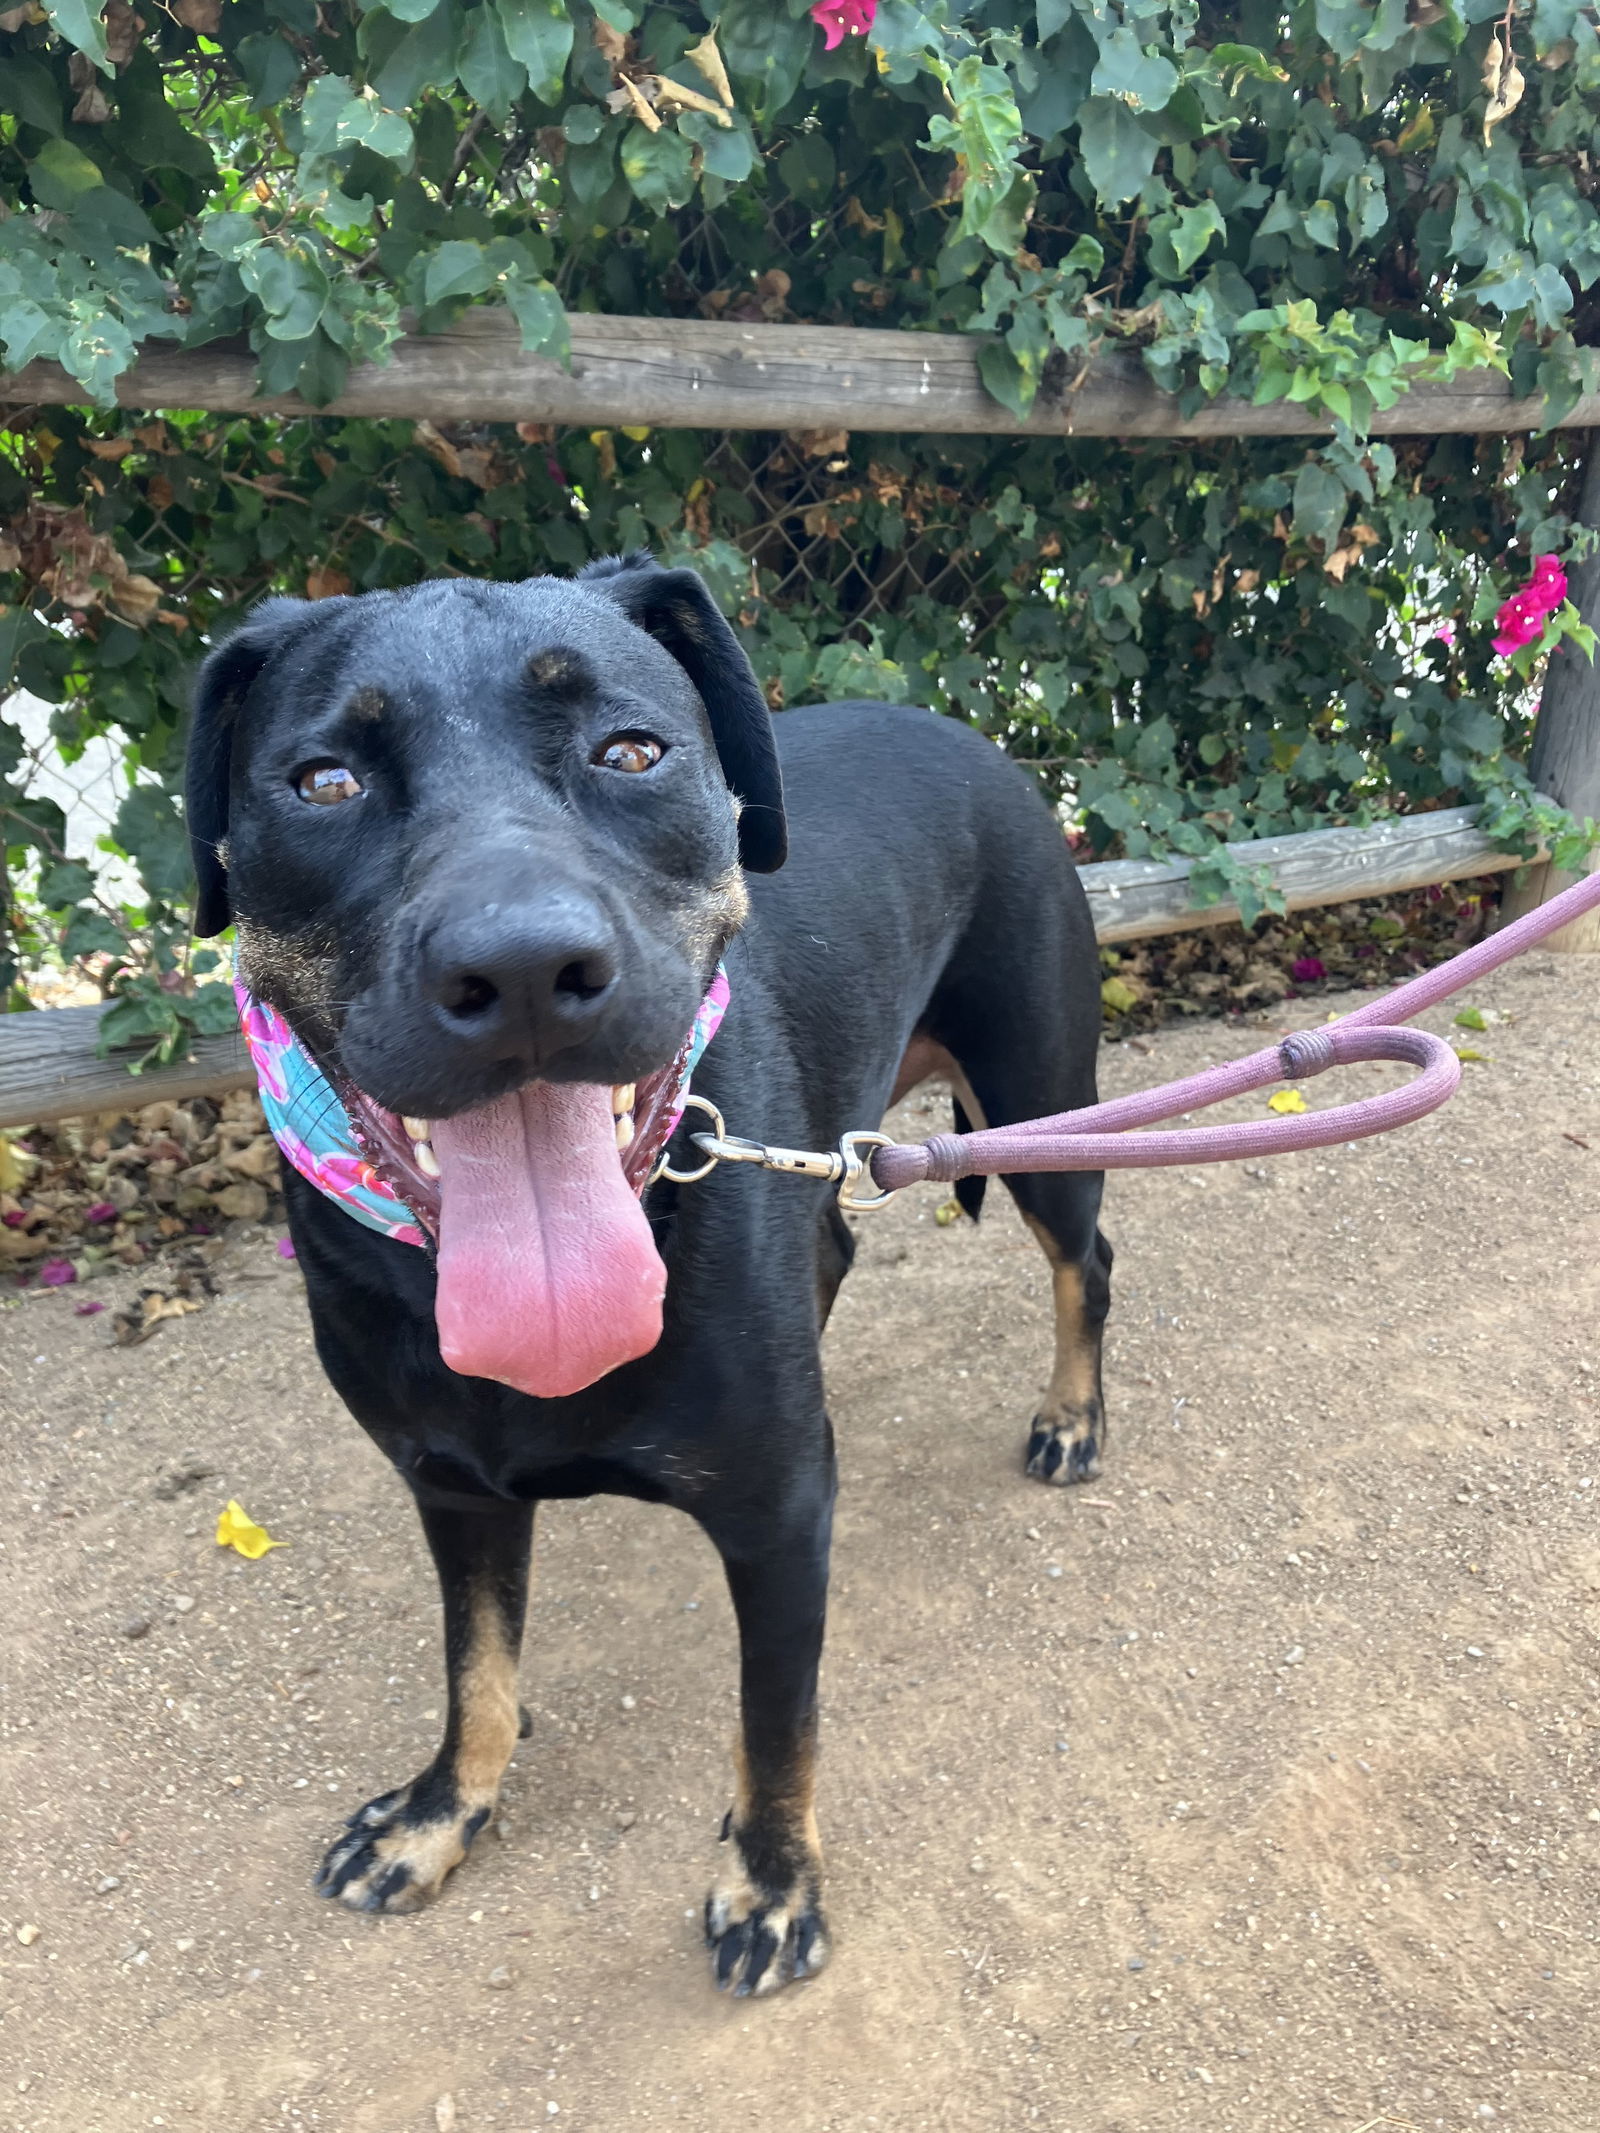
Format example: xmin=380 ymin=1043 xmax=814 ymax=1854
xmin=1076 ymin=97 xmax=1158 ymax=207
xmin=198 ymin=212 xmax=262 ymax=262
xmin=373 ymin=3 xmax=464 ymax=110
xmin=97 ymin=989 xmax=180 ymax=1056
xmin=62 ymin=907 xmax=130 ymax=960
xmin=976 ymin=337 xmax=1035 ymax=418
xmin=0 ymin=57 xmax=64 ymax=136
xmin=36 ymin=860 xmax=96 ymax=909
xmin=28 ymin=137 xmax=105 ymax=205
xmin=504 ymin=275 xmax=569 ymax=360
xmin=1168 ymin=199 xmax=1225 ymax=273
xmin=460 ymin=6 xmax=528 ymax=118
xmin=423 ymin=239 xmax=493 ymax=307
xmin=236 ymin=31 xmax=301 ymax=110
xmin=0 ymin=300 xmax=60 ymax=371
xmin=44 ymin=0 xmax=108 ymax=73
xmin=680 ymin=109 xmax=756 ymax=183
xmin=0 ymin=606 xmax=50 ymax=690
xmin=184 ymin=981 xmax=243 ymax=1036
xmin=716 ymin=0 xmax=810 ymax=116
xmin=385 ymin=0 xmax=446 ymax=19
xmin=1089 ymin=25 xmax=1179 ymax=113
xmin=1454 ymin=1005 xmax=1488 ymax=1030
xmin=1291 ymin=459 xmax=1346 ymax=546
xmin=112 ymin=785 xmax=195 ymax=904
xmin=619 ymin=122 xmax=695 ymax=211
xmin=240 ymin=242 xmax=331 ymax=341
xmin=494 ymin=0 xmax=573 ymax=99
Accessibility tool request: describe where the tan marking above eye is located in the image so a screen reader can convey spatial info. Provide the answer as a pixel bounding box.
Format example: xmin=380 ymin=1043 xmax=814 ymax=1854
xmin=295 ymin=762 xmax=364 ymax=806
xmin=593 ymin=733 xmax=664 ymax=774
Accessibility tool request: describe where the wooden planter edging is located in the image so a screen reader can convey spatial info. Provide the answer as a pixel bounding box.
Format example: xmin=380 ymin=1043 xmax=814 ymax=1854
xmin=0 ymin=800 xmax=1534 ymax=1130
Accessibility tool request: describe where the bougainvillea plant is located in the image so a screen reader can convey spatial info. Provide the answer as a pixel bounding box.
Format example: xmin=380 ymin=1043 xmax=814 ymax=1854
xmin=2 ymin=0 xmax=1600 ymax=1059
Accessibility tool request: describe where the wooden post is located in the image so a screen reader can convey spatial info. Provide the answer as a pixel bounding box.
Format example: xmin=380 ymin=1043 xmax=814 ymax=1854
xmin=1498 ymin=433 xmax=1600 ymax=950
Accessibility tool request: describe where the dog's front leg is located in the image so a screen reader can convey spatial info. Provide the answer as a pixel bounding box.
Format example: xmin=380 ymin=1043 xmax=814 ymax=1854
xmin=700 ymin=1471 xmax=834 ymax=1996
xmin=316 ymin=1492 xmax=532 ymax=1913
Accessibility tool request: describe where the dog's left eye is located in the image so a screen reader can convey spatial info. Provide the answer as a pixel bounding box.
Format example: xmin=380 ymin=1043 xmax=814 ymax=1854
xmin=593 ymin=733 xmax=664 ymax=774
xmin=295 ymin=762 xmax=364 ymax=806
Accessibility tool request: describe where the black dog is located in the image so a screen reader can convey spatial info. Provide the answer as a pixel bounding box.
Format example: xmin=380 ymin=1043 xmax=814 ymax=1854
xmin=186 ymin=555 xmax=1112 ymax=1997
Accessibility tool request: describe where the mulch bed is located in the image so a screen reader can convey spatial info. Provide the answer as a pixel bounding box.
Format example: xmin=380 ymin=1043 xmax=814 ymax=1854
xmin=1098 ymin=873 xmax=1499 ymax=1038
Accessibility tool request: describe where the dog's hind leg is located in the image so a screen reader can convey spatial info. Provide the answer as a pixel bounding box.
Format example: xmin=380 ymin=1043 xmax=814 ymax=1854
xmin=938 ymin=1050 xmax=1112 ymax=1484
xmin=316 ymin=1492 xmax=532 ymax=1913
xmin=1014 ymin=1186 xmax=1113 ymax=1483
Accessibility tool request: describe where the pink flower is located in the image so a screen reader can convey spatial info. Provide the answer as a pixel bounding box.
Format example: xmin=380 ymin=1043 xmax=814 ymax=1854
xmin=1290 ymin=957 xmax=1327 ymax=983
xmin=38 ymin=1257 xmax=77 ymax=1287
xmin=84 ymin=1201 xmax=119 ymax=1225
xmin=1493 ymin=555 xmax=1567 ymax=655
xmin=277 ymin=1236 xmax=297 ymax=1260
xmin=810 ymin=0 xmax=876 ymax=49
xmin=75 ymin=1299 xmax=105 ymax=1316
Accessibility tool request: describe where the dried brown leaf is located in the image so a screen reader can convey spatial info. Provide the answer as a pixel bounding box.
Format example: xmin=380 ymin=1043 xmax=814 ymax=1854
xmin=684 ymin=31 xmax=734 ymax=108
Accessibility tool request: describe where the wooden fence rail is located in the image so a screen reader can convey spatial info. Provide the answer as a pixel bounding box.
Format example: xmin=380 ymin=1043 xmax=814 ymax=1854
xmin=4 ymin=312 xmax=1599 ymax=438
xmin=0 ymin=801 xmax=1535 ymax=1131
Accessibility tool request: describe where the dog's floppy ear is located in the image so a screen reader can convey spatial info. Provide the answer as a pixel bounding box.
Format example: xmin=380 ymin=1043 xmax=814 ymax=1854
xmin=186 ymin=597 xmax=322 ymax=936
xmin=577 ymin=552 xmax=786 ymax=871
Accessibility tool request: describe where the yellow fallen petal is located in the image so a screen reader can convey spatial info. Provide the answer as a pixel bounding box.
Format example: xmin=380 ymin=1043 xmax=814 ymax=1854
xmin=1268 ymin=1089 xmax=1309 ymax=1115
xmin=216 ymin=1498 xmax=285 ymax=1559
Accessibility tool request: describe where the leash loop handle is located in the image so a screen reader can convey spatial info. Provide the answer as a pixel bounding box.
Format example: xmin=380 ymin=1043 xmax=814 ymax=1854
xmin=870 ymin=1024 xmax=1459 ymax=1193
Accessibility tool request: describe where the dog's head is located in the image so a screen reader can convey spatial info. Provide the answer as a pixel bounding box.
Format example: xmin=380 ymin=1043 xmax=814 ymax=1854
xmin=187 ymin=555 xmax=785 ymax=1400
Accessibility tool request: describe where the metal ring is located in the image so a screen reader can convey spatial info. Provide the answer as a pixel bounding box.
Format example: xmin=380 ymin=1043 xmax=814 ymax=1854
xmin=837 ymin=1129 xmax=897 ymax=1211
xmin=654 ymin=1093 xmax=728 ymax=1185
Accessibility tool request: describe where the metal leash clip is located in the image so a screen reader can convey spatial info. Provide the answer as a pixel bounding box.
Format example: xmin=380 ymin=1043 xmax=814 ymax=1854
xmin=655 ymin=1095 xmax=897 ymax=1210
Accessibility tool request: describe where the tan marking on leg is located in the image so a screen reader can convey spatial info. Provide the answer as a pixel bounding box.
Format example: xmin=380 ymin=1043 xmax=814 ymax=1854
xmin=451 ymin=1588 xmax=522 ymax=1803
xmin=709 ymin=1730 xmax=827 ymax=1993
xmin=1022 ymin=1214 xmax=1106 ymax=1481
xmin=320 ymin=1587 xmax=521 ymax=1913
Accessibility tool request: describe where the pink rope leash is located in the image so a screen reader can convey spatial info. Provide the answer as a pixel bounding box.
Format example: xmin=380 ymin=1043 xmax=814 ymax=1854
xmin=870 ymin=863 xmax=1600 ymax=1194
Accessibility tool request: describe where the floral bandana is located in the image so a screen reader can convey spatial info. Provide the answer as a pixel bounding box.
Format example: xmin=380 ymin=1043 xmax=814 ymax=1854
xmin=235 ymin=966 xmax=731 ymax=1250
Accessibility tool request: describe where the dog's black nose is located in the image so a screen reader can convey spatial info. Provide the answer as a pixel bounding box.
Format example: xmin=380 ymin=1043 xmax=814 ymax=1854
xmin=422 ymin=895 xmax=619 ymax=1060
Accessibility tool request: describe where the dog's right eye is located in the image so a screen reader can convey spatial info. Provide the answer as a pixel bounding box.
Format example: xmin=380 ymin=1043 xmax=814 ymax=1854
xmin=294 ymin=762 xmax=364 ymax=807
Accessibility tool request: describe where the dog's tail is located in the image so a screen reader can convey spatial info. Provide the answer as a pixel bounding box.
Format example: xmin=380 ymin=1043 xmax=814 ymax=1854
xmin=952 ymin=1095 xmax=986 ymax=1223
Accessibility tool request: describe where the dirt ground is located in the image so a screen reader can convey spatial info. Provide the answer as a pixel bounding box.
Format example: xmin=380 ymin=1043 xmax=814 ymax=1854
xmin=2 ymin=951 xmax=1598 ymax=2133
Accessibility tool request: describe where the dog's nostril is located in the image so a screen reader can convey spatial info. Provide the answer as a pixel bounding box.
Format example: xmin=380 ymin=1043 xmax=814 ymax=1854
xmin=554 ymin=957 xmax=611 ymax=1003
xmin=442 ymin=972 xmax=499 ymax=1018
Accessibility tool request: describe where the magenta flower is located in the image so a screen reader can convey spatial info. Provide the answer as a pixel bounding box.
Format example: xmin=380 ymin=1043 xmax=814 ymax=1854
xmin=38 ymin=1257 xmax=77 ymax=1287
xmin=75 ymin=1299 xmax=105 ymax=1316
xmin=1290 ymin=957 xmax=1327 ymax=983
xmin=1493 ymin=555 xmax=1568 ymax=656
xmin=84 ymin=1201 xmax=119 ymax=1225
xmin=276 ymin=1236 xmax=297 ymax=1260
xmin=2 ymin=1208 xmax=24 ymax=1228
xmin=810 ymin=0 xmax=876 ymax=49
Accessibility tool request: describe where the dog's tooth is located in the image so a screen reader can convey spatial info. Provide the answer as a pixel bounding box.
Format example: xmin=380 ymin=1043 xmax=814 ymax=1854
xmin=413 ymin=1140 xmax=442 ymax=1179
xmin=614 ymin=1113 xmax=635 ymax=1152
xmin=611 ymin=1083 xmax=635 ymax=1117
xmin=401 ymin=1115 xmax=432 ymax=1141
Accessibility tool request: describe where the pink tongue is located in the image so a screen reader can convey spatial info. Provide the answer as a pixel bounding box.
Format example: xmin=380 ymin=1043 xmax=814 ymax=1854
xmin=431 ymin=1082 xmax=666 ymax=1398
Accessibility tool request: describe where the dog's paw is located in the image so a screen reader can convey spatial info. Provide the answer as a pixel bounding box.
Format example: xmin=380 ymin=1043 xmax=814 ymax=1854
xmin=313 ymin=1780 xmax=492 ymax=1913
xmin=704 ymin=1855 xmax=829 ymax=1997
xmin=1025 ymin=1400 xmax=1103 ymax=1485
